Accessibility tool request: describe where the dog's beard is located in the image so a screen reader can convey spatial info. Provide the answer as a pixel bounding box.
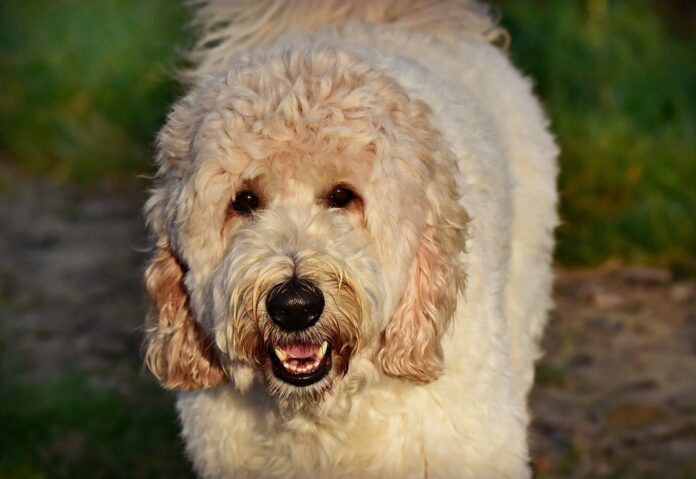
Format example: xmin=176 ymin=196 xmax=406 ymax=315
xmin=214 ymin=252 xmax=373 ymax=403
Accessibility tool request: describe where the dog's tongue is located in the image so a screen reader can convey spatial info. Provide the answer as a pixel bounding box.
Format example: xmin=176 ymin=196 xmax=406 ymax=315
xmin=285 ymin=344 xmax=317 ymax=359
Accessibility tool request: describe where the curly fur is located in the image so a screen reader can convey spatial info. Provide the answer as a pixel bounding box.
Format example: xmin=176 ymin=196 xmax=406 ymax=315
xmin=184 ymin=0 xmax=507 ymax=80
xmin=143 ymin=1 xmax=558 ymax=477
xmin=144 ymin=246 xmax=227 ymax=389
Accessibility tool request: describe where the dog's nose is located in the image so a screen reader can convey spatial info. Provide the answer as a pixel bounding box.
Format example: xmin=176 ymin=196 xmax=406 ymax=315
xmin=266 ymin=278 xmax=324 ymax=331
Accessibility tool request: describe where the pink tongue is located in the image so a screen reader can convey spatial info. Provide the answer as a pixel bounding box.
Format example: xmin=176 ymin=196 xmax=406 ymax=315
xmin=285 ymin=344 xmax=317 ymax=359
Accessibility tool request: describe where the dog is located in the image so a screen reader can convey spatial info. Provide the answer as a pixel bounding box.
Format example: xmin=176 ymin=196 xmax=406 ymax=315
xmin=142 ymin=1 xmax=558 ymax=477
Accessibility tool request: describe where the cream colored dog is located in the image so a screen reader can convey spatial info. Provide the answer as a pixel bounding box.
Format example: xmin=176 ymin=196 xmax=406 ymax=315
xmin=143 ymin=1 xmax=558 ymax=477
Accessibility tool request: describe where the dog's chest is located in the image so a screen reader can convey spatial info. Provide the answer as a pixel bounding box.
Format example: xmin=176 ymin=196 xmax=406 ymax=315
xmin=177 ymin=387 xmax=432 ymax=479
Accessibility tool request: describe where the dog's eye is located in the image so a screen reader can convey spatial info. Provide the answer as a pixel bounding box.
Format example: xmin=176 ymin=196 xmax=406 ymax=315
xmin=231 ymin=191 xmax=259 ymax=215
xmin=328 ymin=185 xmax=356 ymax=208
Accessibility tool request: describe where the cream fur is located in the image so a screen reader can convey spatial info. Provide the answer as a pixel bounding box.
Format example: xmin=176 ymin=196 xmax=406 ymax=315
xmin=143 ymin=1 xmax=558 ymax=477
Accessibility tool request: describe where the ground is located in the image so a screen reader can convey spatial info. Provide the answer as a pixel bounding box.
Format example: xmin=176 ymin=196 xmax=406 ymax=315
xmin=0 ymin=177 xmax=694 ymax=478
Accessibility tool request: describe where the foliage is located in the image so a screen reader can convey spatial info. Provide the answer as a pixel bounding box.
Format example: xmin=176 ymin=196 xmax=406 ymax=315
xmin=495 ymin=0 xmax=695 ymax=271
xmin=0 ymin=0 xmax=187 ymax=182
xmin=0 ymin=372 xmax=194 ymax=478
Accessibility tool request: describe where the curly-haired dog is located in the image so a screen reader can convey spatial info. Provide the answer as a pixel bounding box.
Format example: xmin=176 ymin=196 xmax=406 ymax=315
xmin=143 ymin=1 xmax=558 ymax=477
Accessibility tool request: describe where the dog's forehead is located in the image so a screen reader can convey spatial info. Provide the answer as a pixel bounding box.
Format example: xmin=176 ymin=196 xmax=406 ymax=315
xmin=229 ymin=142 xmax=375 ymax=197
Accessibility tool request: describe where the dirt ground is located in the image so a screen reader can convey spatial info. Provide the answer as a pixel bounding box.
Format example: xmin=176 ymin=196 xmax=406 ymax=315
xmin=1 ymin=177 xmax=694 ymax=478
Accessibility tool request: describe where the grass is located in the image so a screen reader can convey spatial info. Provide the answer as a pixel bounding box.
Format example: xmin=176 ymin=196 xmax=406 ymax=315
xmin=0 ymin=0 xmax=694 ymax=268
xmin=0 ymin=0 xmax=187 ymax=183
xmin=0 ymin=372 xmax=194 ymax=479
xmin=495 ymin=0 xmax=695 ymax=272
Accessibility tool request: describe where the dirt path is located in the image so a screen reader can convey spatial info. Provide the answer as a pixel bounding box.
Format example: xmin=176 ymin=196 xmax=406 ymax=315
xmin=531 ymin=266 xmax=696 ymax=478
xmin=1 ymin=179 xmax=694 ymax=478
xmin=0 ymin=178 xmax=148 ymax=391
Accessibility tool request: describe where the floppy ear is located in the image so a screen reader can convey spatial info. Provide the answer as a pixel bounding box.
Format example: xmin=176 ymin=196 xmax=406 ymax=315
xmin=143 ymin=246 xmax=227 ymax=389
xmin=377 ymin=195 xmax=468 ymax=383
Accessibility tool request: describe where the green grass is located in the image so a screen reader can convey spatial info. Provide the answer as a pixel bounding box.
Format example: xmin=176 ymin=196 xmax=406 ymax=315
xmin=0 ymin=0 xmax=694 ymax=269
xmin=0 ymin=0 xmax=187 ymax=183
xmin=0 ymin=372 xmax=194 ymax=479
xmin=495 ymin=0 xmax=695 ymax=272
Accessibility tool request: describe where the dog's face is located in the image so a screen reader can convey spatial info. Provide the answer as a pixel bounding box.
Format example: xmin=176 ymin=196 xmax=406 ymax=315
xmin=143 ymin=46 xmax=468 ymax=402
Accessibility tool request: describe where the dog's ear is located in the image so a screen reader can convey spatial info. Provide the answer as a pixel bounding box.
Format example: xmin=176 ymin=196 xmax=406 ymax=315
xmin=377 ymin=187 xmax=468 ymax=383
xmin=143 ymin=246 xmax=227 ymax=389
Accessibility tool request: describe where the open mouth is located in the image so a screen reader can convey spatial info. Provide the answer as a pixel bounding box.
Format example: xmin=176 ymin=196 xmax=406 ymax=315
xmin=269 ymin=341 xmax=332 ymax=386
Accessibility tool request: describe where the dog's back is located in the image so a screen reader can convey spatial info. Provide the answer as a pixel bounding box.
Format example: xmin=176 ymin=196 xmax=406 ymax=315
xmin=185 ymin=0 xmax=506 ymax=80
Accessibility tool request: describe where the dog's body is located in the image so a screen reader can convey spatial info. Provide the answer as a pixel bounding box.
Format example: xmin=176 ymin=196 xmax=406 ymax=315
xmin=143 ymin=2 xmax=558 ymax=478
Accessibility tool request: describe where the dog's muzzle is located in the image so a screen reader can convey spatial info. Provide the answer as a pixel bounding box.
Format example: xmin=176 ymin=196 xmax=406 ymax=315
xmin=266 ymin=278 xmax=332 ymax=386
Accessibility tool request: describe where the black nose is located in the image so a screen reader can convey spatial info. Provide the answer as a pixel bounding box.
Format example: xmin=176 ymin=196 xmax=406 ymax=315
xmin=266 ymin=278 xmax=324 ymax=331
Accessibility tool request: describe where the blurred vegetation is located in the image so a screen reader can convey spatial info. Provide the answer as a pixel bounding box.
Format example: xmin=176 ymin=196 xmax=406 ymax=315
xmin=0 ymin=0 xmax=693 ymax=267
xmin=0 ymin=0 xmax=186 ymax=183
xmin=496 ymin=0 xmax=695 ymax=272
xmin=0 ymin=373 xmax=194 ymax=478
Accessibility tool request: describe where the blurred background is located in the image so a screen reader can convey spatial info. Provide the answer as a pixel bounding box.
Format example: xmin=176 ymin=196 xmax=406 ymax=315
xmin=0 ymin=0 xmax=693 ymax=477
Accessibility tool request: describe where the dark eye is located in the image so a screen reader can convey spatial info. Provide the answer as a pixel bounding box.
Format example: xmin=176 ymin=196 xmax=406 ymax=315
xmin=231 ymin=190 xmax=259 ymax=215
xmin=328 ymin=185 xmax=356 ymax=208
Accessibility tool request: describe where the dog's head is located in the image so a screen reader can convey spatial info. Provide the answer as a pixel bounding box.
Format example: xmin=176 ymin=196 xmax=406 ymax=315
xmin=143 ymin=46 xmax=468 ymax=402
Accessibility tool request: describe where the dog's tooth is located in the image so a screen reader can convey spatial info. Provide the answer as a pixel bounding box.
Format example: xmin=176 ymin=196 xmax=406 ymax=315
xmin=317 ymin=341 xmax=328 ymax=358
xmin=275 ymin=347 xmax=288 ymax=361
